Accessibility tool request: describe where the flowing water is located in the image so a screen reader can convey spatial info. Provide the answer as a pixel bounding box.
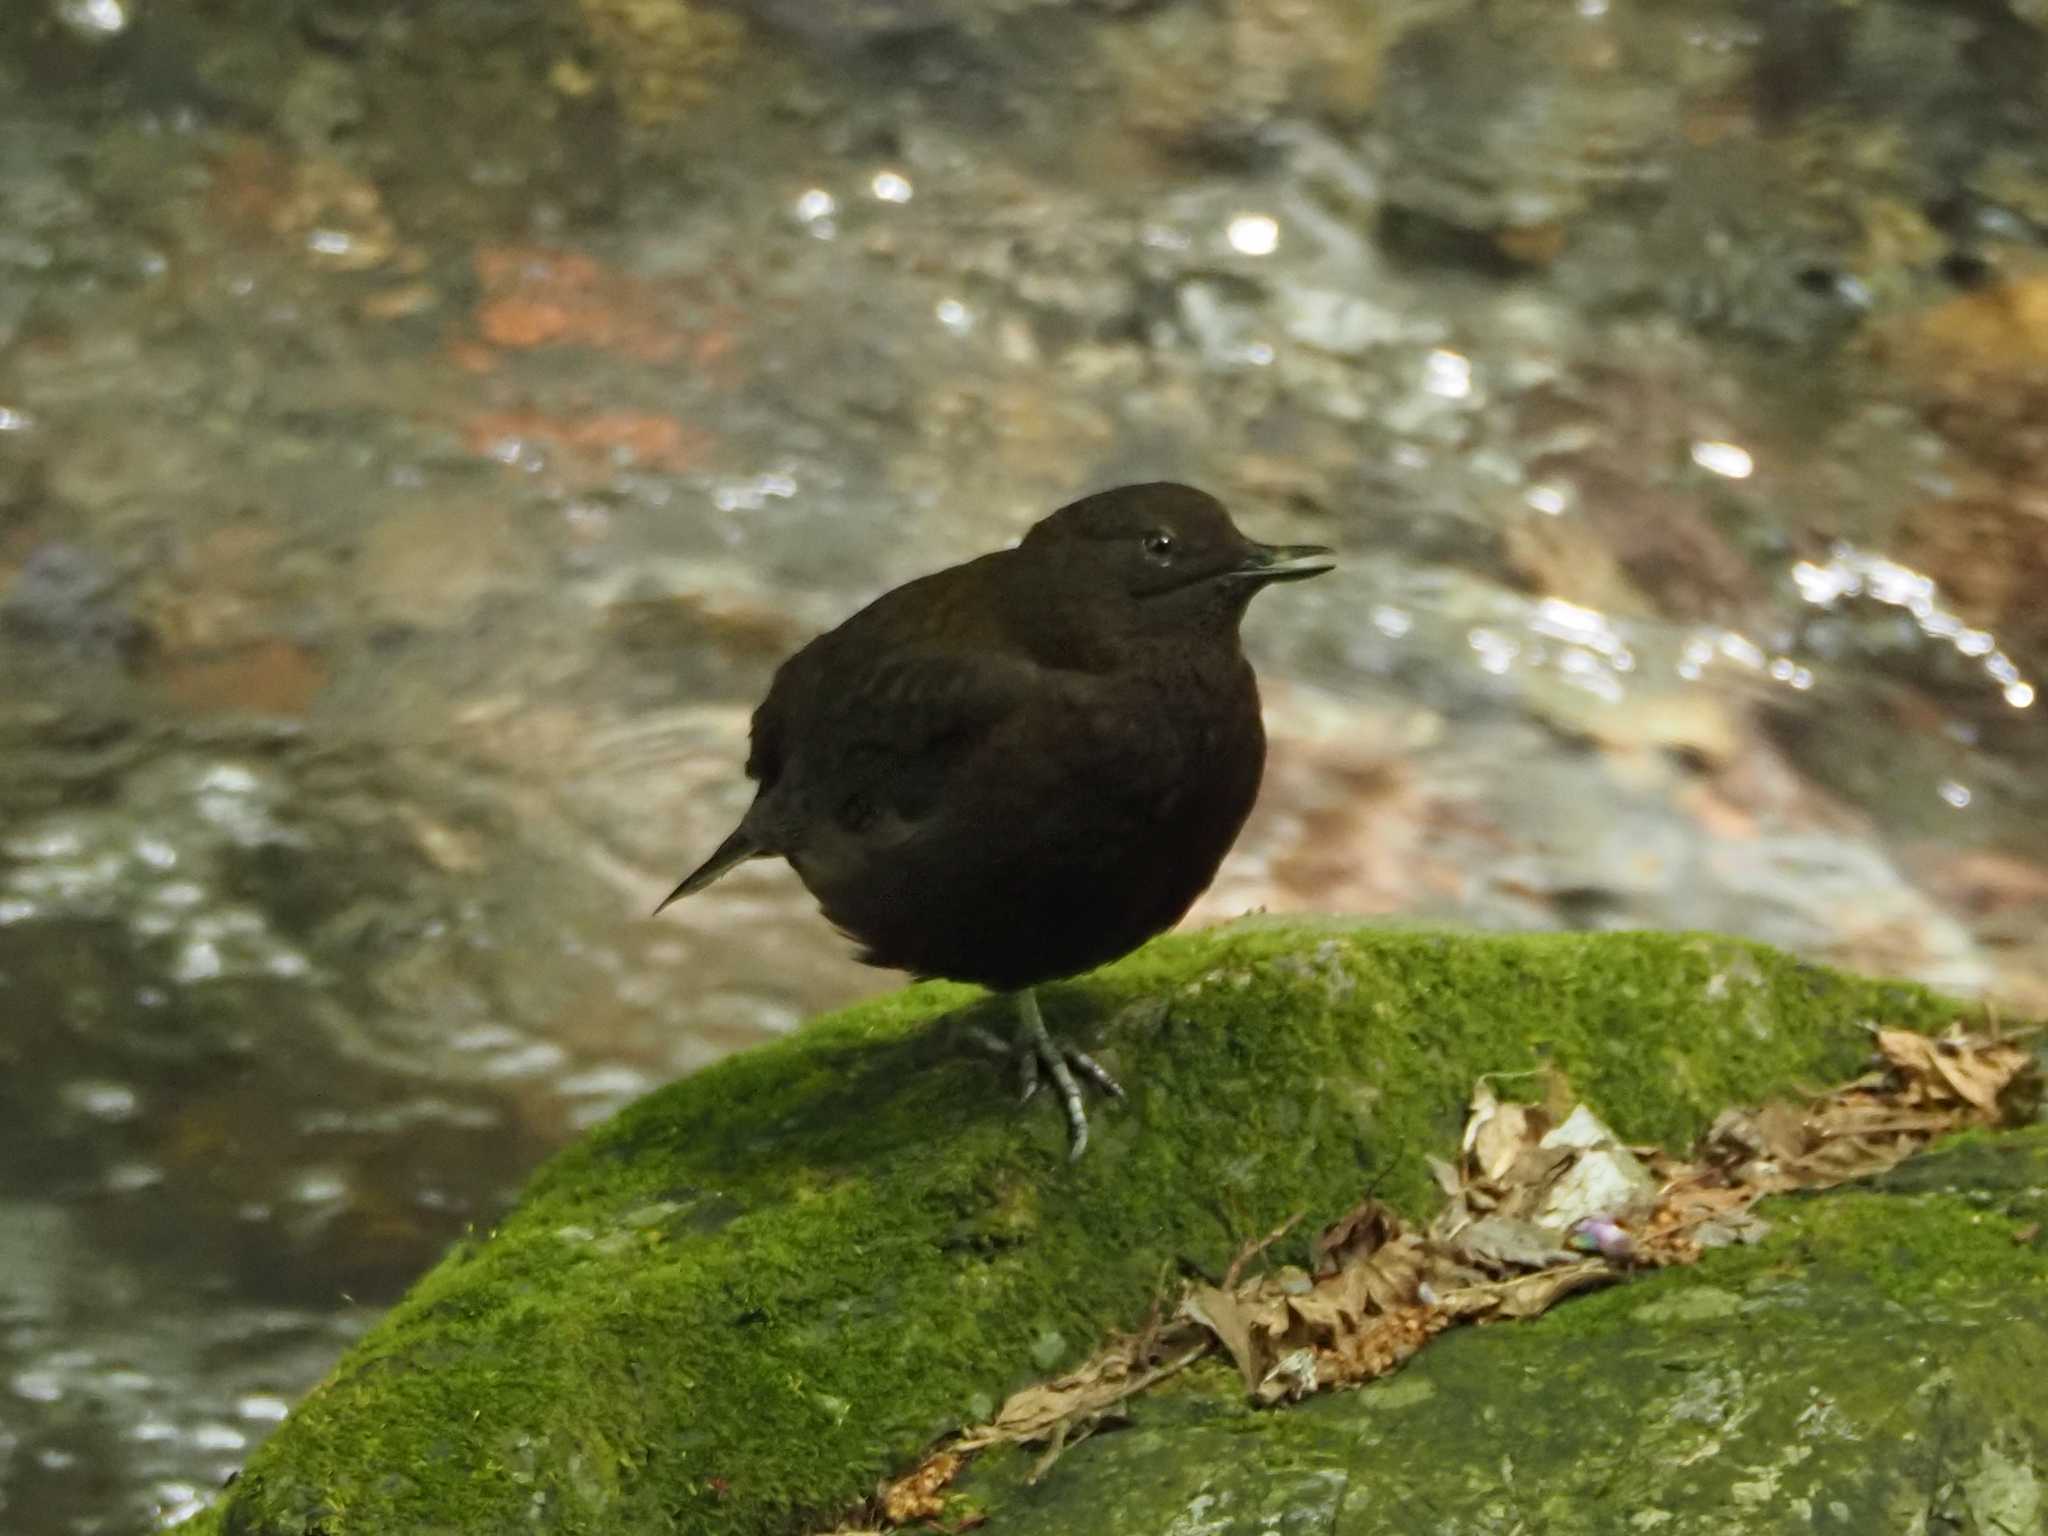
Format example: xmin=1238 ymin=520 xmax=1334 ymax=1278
xmin=0 ymin=0 xmax=2044 ymax=1528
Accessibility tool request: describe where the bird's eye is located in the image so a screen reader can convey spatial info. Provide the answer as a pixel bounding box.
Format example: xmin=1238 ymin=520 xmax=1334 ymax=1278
xmin=1142 ymin=530 xmax=1175 ymax=561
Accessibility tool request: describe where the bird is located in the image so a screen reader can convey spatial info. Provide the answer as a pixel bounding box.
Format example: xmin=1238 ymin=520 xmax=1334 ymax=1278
xmin=657 ymin=482 xmax=1333 ymax=1157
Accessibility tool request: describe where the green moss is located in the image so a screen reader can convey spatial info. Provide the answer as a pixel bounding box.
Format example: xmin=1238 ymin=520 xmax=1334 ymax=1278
xmin=198 ymin=925 xmax=2000 ymax=1536
xmin=952 ymin=1129 xmax=2048 ymax=1534
xmin=1747 ymin=1189 xmax=2045 ymax=1309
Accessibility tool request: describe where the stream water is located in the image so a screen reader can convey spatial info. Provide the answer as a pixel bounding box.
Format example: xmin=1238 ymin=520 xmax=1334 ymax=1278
xmin=0 ymin=1 xmax=2044 ymax=1528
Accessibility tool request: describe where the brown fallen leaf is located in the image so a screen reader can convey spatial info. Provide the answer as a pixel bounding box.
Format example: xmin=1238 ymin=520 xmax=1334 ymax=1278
xmin=1464 ymin=1080 xmax=1551 ymax=1185
xmin=1454 ymin=1215 xmax=1577 ymax=1271
xmin=1876 ymin=1025 xmax=2029 ymax=1116
xmin=837 ymin=1020 xmax=2039 ymax=1531
xmin=1313 ymin=1303 xmax=1450 ymax=1388
xmin=1312 ymin=1198 xmax=1402 ymax=1276
xmin=1449 ymin=1260 xmax=1617 ymax=1320
xmin=1225 ymin=1211 xmax=1304 ymax=1288
xmin=1179 ymin=1282 xmax=1274 ymax=1396
xmin=460 ymin=409 xmax=714 ymax=476
xmin=1425 ymin=1154 xmax=1463 ymax=1198
xmin=881 ymin=1451 xmax=961 ymax=1524
xmin=954 ymin=1333 xmax=1207 ymax=1452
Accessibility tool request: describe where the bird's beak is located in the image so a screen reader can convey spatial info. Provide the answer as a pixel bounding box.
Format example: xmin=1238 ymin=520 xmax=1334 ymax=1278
xmin=1232 ymin=541 xmax=1336 ymax=584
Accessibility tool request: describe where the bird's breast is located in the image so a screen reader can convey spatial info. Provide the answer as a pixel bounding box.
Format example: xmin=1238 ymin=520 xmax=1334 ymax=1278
xmin=1065 ymin=650 xmax=1264 ymax=841
xmin=791 ymin=648 xmax=1266 ymax=991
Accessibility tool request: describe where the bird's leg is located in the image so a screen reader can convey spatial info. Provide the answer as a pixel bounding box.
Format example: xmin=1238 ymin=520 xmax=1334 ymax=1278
xmin=1012 ymin=987 xmax=1124 ymax=1160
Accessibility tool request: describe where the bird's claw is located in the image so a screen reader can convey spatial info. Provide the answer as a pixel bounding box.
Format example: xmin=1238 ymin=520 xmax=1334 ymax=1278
xmin=998 ymin=991 xmax=1124 ymax=1159
xmin=1064 ymin=1046 xmax=1125 ymax=1101
xmin=1017 ymin=1039 xmax=1041 ymax=1104
xmin=1017 ymin=1042 xmax=1122 ymax=1102
xmin=1015 ymin=1038 xmax=1126 ymax=1158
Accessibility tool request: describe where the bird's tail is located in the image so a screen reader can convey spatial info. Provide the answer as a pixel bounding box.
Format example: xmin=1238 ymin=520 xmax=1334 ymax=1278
xmin=653 ymin=824 xmax=765 ymax=914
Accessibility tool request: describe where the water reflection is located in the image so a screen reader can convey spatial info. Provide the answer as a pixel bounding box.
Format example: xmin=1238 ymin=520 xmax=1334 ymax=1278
xmin=1 ymin=0 xmax=2046 ymax=1526
xmin=1789 ymin=544 xmax=2037 ymax=710
xmin=1688 ymin=439 xmax=1754 ymax=479
xmin=1225 ymin=213 xmax=1281 ymax=257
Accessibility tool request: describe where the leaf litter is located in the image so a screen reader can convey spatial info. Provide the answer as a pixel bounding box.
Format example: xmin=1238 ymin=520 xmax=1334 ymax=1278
xmin=835 ymin=1021 xmax=2037 ymax=1532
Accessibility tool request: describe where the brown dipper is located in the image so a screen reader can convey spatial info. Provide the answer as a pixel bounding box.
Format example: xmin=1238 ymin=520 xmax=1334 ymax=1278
xmin=659 ymin=482 xmax=1333 ymax=1156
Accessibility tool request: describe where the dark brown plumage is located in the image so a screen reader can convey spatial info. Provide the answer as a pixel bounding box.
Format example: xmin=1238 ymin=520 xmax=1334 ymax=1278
xmin=660 ymin=482 xmax=1332 ymax=1154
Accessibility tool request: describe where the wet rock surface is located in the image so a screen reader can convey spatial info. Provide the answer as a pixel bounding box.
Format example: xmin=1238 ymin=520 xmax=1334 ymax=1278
xmin=0 ymin=0 xmax=2044 ymax=1527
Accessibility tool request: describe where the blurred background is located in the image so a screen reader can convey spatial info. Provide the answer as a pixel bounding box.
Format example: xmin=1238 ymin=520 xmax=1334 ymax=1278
xmin=0 ymin=0 xmax=2043 ymax=1527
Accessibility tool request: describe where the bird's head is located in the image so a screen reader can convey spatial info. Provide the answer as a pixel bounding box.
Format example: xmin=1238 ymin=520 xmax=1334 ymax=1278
xmin=1015 ymin=482 xmax=1333 ymax=648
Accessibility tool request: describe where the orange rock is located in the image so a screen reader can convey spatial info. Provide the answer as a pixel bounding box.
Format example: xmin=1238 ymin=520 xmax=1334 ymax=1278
xmin=476 ymin=297 xmax=577 ymax=349
xmin=1878 ymin=271 xmax=2048 ymax=682
xmin=460 ymin=243 xmax=701 ymax=364
xmin=1899 ymin=272 xmax=2048 ymax=384
xmin=460 ymin=409 xmax=712 ymax=474
xmin=158 ymin=638 xmax=327 ymax=716
xmin=1896 ymin=493 xmax=2048 ymax=642
xmin=446 ymin=340 xmax=500 ymax=375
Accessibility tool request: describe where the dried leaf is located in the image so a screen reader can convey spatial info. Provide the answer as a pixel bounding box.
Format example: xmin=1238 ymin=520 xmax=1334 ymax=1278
xmin=1181 ymin=1022 xmax=2033 ymax=1423
xmin=1425 ymin=1154 xmax=1464 ymax=1198
xmin=1751 ymin=1100 xmax=1813 ymax=1166
xmin=957 ymin=1330 xmax=1206 ymax=1451
xmin=1462 ymin=1078 xmax=1500 ymax=1143
xmin=1312 ymin=1199 xmax=1399 ymax=1275
xmin=1352 ymin=1233 xmax=1432 ymax=1311
xmin=1451 ymin=1215 xmax=1576 ymax=1272
xmin=1453 ymin=1260 xmax=1616 ymax=1320
xmin=1281 ymin=1275 xmax=1365 ymax=1339
xmin=1876 ymin=1026 xmax=2030 ymax=1115
xmin=853 ymin=1022 xmax=2038 ymax=1529
xmin=1179 ymin=1283 xmax=1275 ymax=1394
xmin=881 ymin=1452 xmax=962 ymax=1524
xmin=1466 ymin=1086 xmax=1549 ymax=1184
xmin=1295 ymin=1304 xmax=1448 ymax=1394
xmin=1223 ymin=1212 xmax=1303 ymax=1289
xmin=1256 ymin=1346 xmax=1321 ymax=1403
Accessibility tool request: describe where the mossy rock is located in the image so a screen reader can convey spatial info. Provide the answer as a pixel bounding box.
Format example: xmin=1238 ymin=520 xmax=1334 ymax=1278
xmin=953 ymin=1124 xmax=2048 ymax=1534
xmin=188 ymin=924 xmax=2014 ymax=1536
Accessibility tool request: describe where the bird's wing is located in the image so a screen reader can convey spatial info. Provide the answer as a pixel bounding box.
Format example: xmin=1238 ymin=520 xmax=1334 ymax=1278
xmin=762 ymin=644 xmax=1051 ymax=832
xmin=745 ymin=559 xmax=1011 ymax=794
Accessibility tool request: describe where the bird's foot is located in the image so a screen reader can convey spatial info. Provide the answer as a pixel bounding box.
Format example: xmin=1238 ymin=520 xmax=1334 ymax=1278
xmin=1013 ymin=988 xmax=1123 ymax=1160
xmin=963 ymin=992 xmax=1125 ymax=1157
xmin=1016 ymin=1036 xmax=1123 ymax=1105
xmin=1018 ymin=1035 xmax=1124 ymax=1155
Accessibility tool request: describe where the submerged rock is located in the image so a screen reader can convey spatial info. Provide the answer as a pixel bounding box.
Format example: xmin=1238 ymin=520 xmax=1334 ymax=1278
xmin=176 ymin=923 xmax=2029 ymax=1536
xmin=1373 ymin=0 xmax=1683 ymax=247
